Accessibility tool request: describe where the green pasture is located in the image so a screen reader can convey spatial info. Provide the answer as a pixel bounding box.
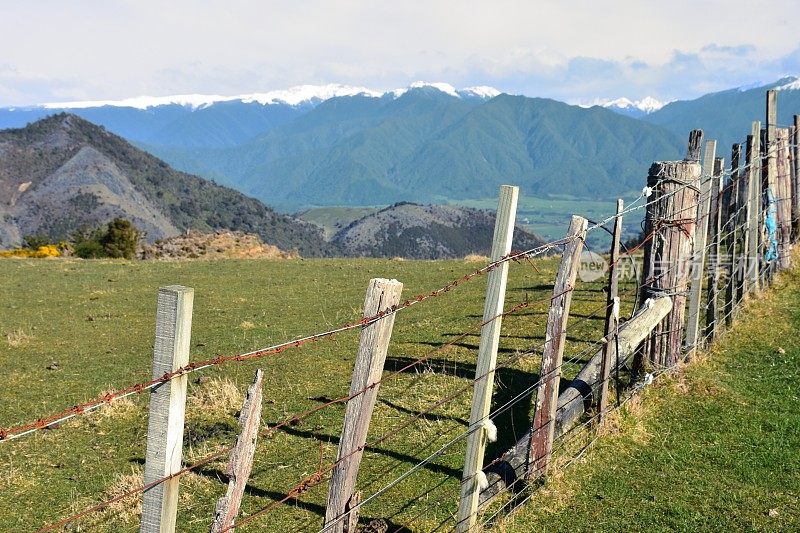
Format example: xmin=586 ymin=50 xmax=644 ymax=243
xmin=0 ymin=255 xmax=622 ymax=532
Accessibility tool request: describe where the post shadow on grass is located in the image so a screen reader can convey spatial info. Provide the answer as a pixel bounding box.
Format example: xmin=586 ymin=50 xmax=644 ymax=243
xmin=379 ymin=397 xmax=469 ymax=426
xmin=189 ymin=464 xmax=413 ymax=532
xmin=266 ymin=424 xmax=462 ymax=479
xmin=412 ymin=339 xmax=521 ymax=354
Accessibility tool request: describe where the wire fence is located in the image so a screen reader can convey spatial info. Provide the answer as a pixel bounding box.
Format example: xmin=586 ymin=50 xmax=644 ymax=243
xmin=4 ymin=106 xmax=798 ymax=533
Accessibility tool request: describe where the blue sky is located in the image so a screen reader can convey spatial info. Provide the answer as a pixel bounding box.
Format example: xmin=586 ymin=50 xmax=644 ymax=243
xmin=1 ymin=0 xmax=799 ymax=106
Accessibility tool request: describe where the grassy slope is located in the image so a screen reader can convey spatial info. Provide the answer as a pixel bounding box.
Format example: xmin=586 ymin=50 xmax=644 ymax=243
xmin=0 ymin=256 xmax=622 ymax=532
xmin=502 ymin=265 xmax=800 ymax=532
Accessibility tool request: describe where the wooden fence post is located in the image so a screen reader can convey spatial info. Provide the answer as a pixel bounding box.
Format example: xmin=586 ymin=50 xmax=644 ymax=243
xmin=641 ymin=130 xmax=702 ymax=367
xmin=747 ymin=122 xmax=762 ymax=293
xmin=528 ymin=215 xmax=588 ymax=481
xmin=735 ymin=141 xmax=750 ymax=307
xmin=597 ymin=199 xmax=623 ymax=423
xmin=324 ymin=278 xmax=403 ymax=533
xmin=479 ymin=297 xmax=673 ymax=504
xmin=793 ymin=115 xmax=800 ymax=239
xmin=725 ymin=145 xmax=741 ymax=326
xmin=141 ymin=286 xmax=194 ymax=533
xmin=210 ymin=369 xmax=264 ymax=533
xmin=685 ymin=140 xmax=717 ymax=357
xmin=775 ymin=128 xmax=792 ymax=269
xmin=741 ymin=135 xmax=755 ymax=297
xmin=705 ymin=159 xmax=724 ymax=339
xmin=764 ymin=91 xmax=778 ymax=283
xmin=456 ymin=185 xmax=518 ymax=532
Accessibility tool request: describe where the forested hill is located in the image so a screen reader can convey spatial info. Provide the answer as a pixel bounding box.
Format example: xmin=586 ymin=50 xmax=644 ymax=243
xmin=0 ymin=114 xmax=332 ymax=255
xmin=0 ymin=86 xmax=687 ymax=210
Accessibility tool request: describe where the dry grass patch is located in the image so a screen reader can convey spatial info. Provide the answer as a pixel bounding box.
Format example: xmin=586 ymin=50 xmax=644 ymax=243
xmin=188 ymin=377 xmax=244 ymax=419
xmin=96 ymin=391 xmax=140 ymax=420
xmin=66 ymin=466 xmax=143 ymax=530
xmin=101 ymin=466 xmax=144 ymax=524
xmin=0 ymin=462 xmax=36 ymax=490
xmin=464 ymin=254 xmax=490 ymax=263
xmin=178 ymin=471 xmax=214 ymax=505
xmin=5 ymin=328 xmax=33 ymax=347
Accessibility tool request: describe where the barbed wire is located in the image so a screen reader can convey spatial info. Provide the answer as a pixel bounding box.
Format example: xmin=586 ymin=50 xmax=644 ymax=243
xmin=18 ymin=128 xmax=800 ymax=532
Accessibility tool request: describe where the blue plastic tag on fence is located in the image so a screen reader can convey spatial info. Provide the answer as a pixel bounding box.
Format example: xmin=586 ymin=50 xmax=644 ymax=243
xmin=765 ymin=188 xmax=779 ymax=263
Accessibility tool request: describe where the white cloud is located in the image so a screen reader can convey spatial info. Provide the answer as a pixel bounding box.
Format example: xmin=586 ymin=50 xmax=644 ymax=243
xmin=0 ymin=1 xmax=799 ymax=105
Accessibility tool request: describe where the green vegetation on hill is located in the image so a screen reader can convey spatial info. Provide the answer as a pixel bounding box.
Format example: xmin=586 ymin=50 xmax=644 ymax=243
xmin=0 ymin=114 xmax=332 ymax=256
xmin=645 ymin=78 xmax=800 ymax=155
xmin=141 ymin=90 xmax=684 ymax=210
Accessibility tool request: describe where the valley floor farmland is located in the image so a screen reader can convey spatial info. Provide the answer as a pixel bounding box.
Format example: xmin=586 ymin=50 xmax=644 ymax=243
xmin=0 ymin=255 xmax=623 ymax=532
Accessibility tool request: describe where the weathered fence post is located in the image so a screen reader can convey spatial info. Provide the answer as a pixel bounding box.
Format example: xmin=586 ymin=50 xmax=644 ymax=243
xmin=764 ymin=91 xmax=778 ymax=282
xmin=210 ymin=369 xmax=264 ymax=533
xmin=725 ymin=145 xmax=741 ymax=326
xmin=479 ymin=297 xmax=673 ymax=504
xmin=456 ymin=185 xmax=518 ymax=532
xmin=705 ymin=158 xmax=724 ymax=339
xmin=641 ymin=131 xmax=702 ymax=367
xmin=741 ymin=135 xmax=755 ymax=297
xmin=685 ymin=140 xmax=716 ymax=357
xmin=597 ymin=199 xmax=623 ymax=423
xmin=141 ymin=286 xmax=194 ymax=533
xmin=735 ymin=141 xmax=750 ymax=308
xmin=747 ymin=122 xmax=762 ymax=293
xmin=775 ymin=128 xmax=792 ymax=269
xmin=720 ymin=144 xmax=742 ymax=326
xmin=528 ymin=215 xmax=587 ymax=480
xmin=324 ymin=278 xmax=403 ymax=533
xmin=793 ymin=115 xmax=800 ymax=239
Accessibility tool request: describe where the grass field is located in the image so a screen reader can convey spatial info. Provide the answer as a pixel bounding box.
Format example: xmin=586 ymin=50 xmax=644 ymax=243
xmin=3 ymin=253 xmax=795 ymax=532
xmin=0 ymin=254 xmax=622 ymax=532
xmin=296 ymin=207 xmax=381 ymax=240
xmin=500 ymin=264 xmax=800 ymax=532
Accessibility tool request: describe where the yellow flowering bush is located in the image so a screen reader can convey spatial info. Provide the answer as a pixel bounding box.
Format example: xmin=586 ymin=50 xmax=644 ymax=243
xmin=0 ymin=245 xmax=61 ymax=258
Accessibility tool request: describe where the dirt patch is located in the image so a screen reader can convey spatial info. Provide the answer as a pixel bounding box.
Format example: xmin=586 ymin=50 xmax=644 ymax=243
xmin=140 ymin=230 xmax=298 ymax=260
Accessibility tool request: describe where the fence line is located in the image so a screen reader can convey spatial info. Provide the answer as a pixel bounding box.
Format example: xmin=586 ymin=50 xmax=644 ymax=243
xmin=9 ymin=97 xmax=798 ymax=533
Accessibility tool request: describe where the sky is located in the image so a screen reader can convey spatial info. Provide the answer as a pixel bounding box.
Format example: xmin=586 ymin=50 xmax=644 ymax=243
xmin=2 ymin=0 xmax=799 ymax=106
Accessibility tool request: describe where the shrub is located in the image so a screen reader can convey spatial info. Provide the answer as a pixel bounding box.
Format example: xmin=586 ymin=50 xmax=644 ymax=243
xmin=101 ymin=218 xmax=140 ymax=259
xmin=70 ymin=218 xmax=141 ymax=259
xmin=73 ymin=239 xmax=106 ymax=259
xmin=22 ymin=235 xmax=51 ymax=249
xmin=0 ymin=245 xmax=60 ymax=258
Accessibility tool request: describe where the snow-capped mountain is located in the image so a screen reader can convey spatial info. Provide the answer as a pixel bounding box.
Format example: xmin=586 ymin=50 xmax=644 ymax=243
xmin=579 ymin=96 xmax=667 ymax=118
xmin=603 ymin=96 xmax=666 ymax=114
xmin=26 ymin=82 xmax=502 ymax=111
xmin=775 ymin=76 xmax=800 ymax=91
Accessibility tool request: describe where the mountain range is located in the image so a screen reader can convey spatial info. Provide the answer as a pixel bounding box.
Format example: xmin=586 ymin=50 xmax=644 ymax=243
xmin=642 ymin=77 xmax=800 ymax=158
xmin=0 ymin=82 xmax=692 ymax=210
xmin=0 ymin=113 xmax=544 ymax=258
xmin=1 ymin=77 xmax=797 ymax=226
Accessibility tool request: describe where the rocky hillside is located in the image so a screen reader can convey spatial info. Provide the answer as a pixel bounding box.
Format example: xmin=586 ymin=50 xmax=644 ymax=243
xmin=0 ymin=114 xmax=332 ymax=256
xmin=331 ymin=202 xmax=546 ymax=259
xmin=140 ymin=230 xmax=297 ymax=260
